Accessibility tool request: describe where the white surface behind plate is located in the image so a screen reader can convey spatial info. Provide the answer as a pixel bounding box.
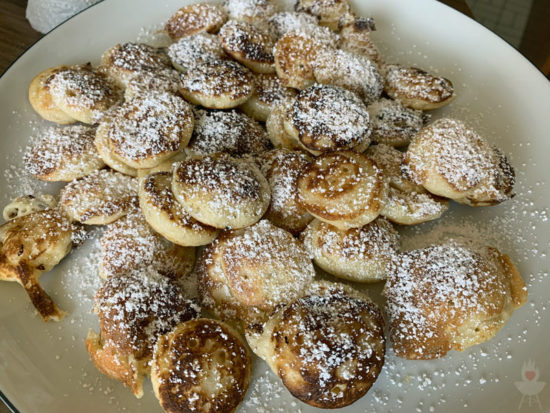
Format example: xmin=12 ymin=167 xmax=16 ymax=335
xmin=0 ymin=0 xmax=549 ymax=412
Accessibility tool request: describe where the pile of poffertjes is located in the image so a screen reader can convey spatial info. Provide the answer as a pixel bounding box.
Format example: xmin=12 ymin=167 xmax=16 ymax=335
xmin=0 ymin=0 xmax=528 ymax=411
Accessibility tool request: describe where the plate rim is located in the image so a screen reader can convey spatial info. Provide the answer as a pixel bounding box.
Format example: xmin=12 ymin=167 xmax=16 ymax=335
xmin=1 ymin=1 xmax=549 ymax=412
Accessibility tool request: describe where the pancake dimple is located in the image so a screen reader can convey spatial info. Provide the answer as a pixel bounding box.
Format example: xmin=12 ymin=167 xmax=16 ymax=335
xmin=139 ymin=172 xmax=219 ymax=247
xmin=48 ymin=64 xmax=122 ymax=124
xmin=104 ymin=92 xmax=194 ymax=169
xmin=224 ymin=0 xmax=278 ymax=23
xmin=99 ymin=210 xmax=195 ymax=282
xmin=285 ymin=84 xmax=371 ymax=153
xmin=172 ymin=153 xmax=270 ymax=229
xmin=186 ymin=109 xmax=271 ymax=157
xmin=367 ymin=98 xmax=424 ymax=147
xmin=297 ymin=150 xmax=388 ymax=229
xmin=179 ymin=59 xmax=255 ymax=109
xmin=301 ymin=217 xmax=399 ymax=282
xmin=384 ymin=241 xmax=527 ymax=359
xmin=60 ymin=169 xmax=138 ymax=225
xmin=313 ymin=48 xmax=383 ymax=104
xmin=87 ymin=267 xmax=199 ymax=397
xmin=402 ymin=118 xmax=515 ymax=206
xmin=257 ymin=148 xmax=313 ymax=235
xmin=100 ymin=42 xmax=171 ymax=88
xmin=383 ymin=64 xmax=455 ymax=110
xmin=251 ymin=281 xmax=385 ymax=409
xmin=240 ymin=72 xmax=297 ymax=121
xmin=198 ymin=220 xmax=315 ymax=324
xmin=167 ymin=33 xmax=226 ymax=73
xmin=28 ymin=65 xmax=76 ymax=124
xmin=151 ymin=319 xmax=251 ymax=413
xmin=165 ymin=3 xmax=228 ymax=40
xmin=219 ymin=19 xmax=276 ymax=74
xmin=24 ymin=125 xmax=105 ymax=182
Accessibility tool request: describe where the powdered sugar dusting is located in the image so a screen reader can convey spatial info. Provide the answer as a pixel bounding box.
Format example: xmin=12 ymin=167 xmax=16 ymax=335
xmin=291 ymin=84 xmax=371 ymax=151
xmin=24 ymin=124 xmax=103 ymax=181
xmin=167 ymin=32 xmax=225 ymax=72
xmin=107 ymin=91 xmax=191 ymax=163
xmin=313 ymin=49 xmax=383 ymax=104
xmin=95 ymin=267 xmax=198 ymax=360
xmin=187 ymin=109 xmax=270 ymax=156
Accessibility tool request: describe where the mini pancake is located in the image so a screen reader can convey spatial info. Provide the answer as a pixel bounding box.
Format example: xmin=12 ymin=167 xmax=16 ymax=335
xmin=99 ymin=210 xmax=196 ymax=280
xmin=186 ymin=109 xmax=271 ymax=157
xmin=284 ymin=84 xmax=371 ymax=154
xmin=197 ymin=220 xmax=315 ymax=325
xmin=383 ymin=64 xmax=455 ymax=110
xmin=295 ymin=0 xmax=352 ymax=30
xmin=172 ymin=153 xmax=270 ymax=229
xmin=151 ymin=319 xmax=250 ymax=413
xmin=0 ymin=208 xmax=74 ymax=321
xmin=47 ymin=64 xmax=122 ymax=124
xmin=384 ymin=241 xmax=527 ymax=359
xmin=167 ymin=33 xmax=226 ymax=73
xmin=179 ymin=59 xmax=255 ymax=109
xmin=273 ymin=31 xmax=318 ymax=89
xmin=402 ymin=118 xmax=515 ymax=206
xmin=28 ymin=65 xmax=76 ymax=124
xmin=100 ymin=91 xmax=194 ymax=169
xmin=94 ymin=122 xmax=138 ymax=177
xmin=219 ymin=19 xmax=276 ymax=73
xmin=139 ymin=172 xmax=219 ymax=247
xmin=256 ymin=148 xmax=313 ymax=235
xmin=301 ymin=217 xmax=399 ymax=282
xmin=100 ymin=42 xmax=171 ymax=88
xmin=240 ymin=72 xmax=297 ymax=121
xmin=247 ymin=280 xmax=385 ymax=408
xmin=25 ymin=125 xmax=105 ymax=182
xmin=86 ymin=267 xmax=198 ymax=397
xmin=367 ymin=98 xmax=424 ymax=147
xmin=123 ymin=68 xmax=183 ymax=101
xmin=59 ymin=169 xmax=138 ymax=225
xmin=313 ymin=48 xmax=383 ymax=104
xmin=338 ymin=16 xmax=381 ymax=65
xmin=297 ymin=151 xmax=388 ymax=229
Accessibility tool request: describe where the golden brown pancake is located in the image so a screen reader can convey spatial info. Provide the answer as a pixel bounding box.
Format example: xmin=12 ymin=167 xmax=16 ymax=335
xmin=87 ymin=267 xmax=198 ymax=397
xmin=151 ymin=318 xmax=251 ymax=413
xmin=297 ymin=151 xmax=388 ymax=229
xmin=165 ymin=3 xmax=228 ymax=40
xmin=384 ymin=240 xmax=527 ymax=359
xmin=0 ymin=209 xmax=74 ymax=321
xmin=248 ymin=280 xmax=385 ymax=408
xmin=383 ymin=64 xmax=455 ymax=110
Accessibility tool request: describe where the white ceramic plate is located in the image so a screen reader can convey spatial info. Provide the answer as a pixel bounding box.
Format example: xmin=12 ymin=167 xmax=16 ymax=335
xmin=1 ymin=0 xmax=550 ymax=412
